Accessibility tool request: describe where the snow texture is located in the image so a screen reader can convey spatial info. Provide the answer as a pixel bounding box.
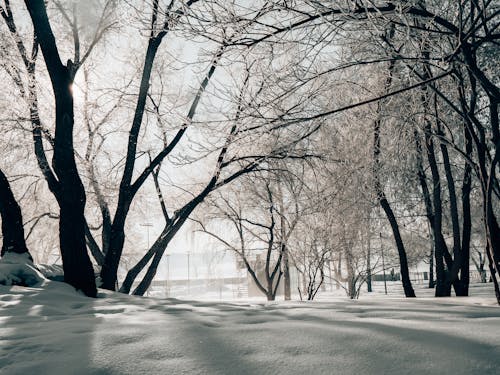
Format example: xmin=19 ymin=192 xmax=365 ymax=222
xmin=36 ymin=263 xmax=64 ymax=281
xmin=0 ymin=253 xmax=45 ymax=287
xmin=1 ymin=281 xmax=499 ymax=374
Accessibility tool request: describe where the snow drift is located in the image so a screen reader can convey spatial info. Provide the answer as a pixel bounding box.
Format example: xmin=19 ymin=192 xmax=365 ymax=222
xmin=1 ymin=281 xmax=500 ymax=374
xmin=0 ymin=253 xmax=45 ymax=287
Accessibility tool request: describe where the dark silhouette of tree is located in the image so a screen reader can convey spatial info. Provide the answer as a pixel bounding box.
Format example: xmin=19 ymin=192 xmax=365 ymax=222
xmin=0 ymin=169 xmax=31 ymax=259
xmin=23 ymin=0 xmax=96 ymax=297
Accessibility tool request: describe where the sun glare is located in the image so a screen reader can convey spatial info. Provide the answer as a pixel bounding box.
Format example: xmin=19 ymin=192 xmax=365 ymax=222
xmin=70 ymin=82 xmax=85 ymax=103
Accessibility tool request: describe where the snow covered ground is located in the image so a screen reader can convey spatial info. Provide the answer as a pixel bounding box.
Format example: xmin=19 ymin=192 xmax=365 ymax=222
xmin=1 ymin=281 xmax=499 ymax=375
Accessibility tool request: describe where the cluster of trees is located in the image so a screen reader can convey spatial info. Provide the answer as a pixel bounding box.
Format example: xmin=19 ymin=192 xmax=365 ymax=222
xmin=0 ymin=1 xmax=498 ymax=303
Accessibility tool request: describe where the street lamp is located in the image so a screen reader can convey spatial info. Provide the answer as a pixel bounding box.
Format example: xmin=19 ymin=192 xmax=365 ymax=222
xmin=140 ymin=223 xmax=153 ymax=249
xmin=187 ymin=251 xmax=190 ymax=295
xmin=140 ymin=223 xmax=153 ymax=296
xmin=165 ymin=254 xmax=170 ymax=298
xmin=380 ymin=232 xmax=387 ymax=295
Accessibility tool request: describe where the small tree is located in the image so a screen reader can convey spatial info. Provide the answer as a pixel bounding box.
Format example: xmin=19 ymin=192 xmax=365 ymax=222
xmin=197 ymin=174 xmax=292 ymax=301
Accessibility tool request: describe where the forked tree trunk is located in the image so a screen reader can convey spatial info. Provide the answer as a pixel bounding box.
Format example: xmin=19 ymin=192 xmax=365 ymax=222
xmin=424 ymin=120 xmax=450 ymax=297
xmin=25 ymin=0 xmax=96 ymax=297
xmin=100 ymin=36 xmax=163 ymax=291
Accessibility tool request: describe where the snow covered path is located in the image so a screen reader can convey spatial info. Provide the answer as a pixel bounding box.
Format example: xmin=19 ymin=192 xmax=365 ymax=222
xmin=1 ymin=282 xmax=500 ymax=375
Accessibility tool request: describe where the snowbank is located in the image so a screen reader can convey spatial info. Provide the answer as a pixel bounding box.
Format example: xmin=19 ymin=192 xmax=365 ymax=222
xmin=0 ymin=252 xmax=45 ymax=287
xmin=0 ymin=281 xmax=499 ymax=374
xmin=36 ymin=263 xmax=64 ymax=281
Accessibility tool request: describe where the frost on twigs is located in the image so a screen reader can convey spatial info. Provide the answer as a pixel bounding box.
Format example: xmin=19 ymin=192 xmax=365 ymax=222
xmin=0 ymin=252 xmax=46 ymax=287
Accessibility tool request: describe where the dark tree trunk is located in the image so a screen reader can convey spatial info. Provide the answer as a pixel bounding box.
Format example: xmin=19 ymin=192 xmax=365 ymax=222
xmin=423 ymin=118 xmax=450 ymax=297
xmin=428 ymin=238 xmax=435 ymax=288
xmin=101 ymin=215 xmax=128 ymax=290
xmin=373 ymin=118 xmax=415 ymax=298
xmin=129 ymin=183 xmax=215 ymax=295
xmin=460 ymin=39 xmax=500 ymax=304
xmin=440 ymin=147 xmax=465 ymax=293
xmin=372 ymin=44 xmax=415 ymax=298
xmin=378 ymin=199 xmax=416 ymax=297
xmin=100 ymin=20 xmax=219 ymax=291
xmin=52 ymin=81 xmax=96 ymax=298
xmin=458 ymin=126 xmax=473 ymax=296
xmin=0 ymin=170 xmax=30 ymax=258
xmin=131 ymin=218 xmax=188 ymax=296
xmin=100 ymin=37 xmax=162 ymax=291
xmin=418 ymin=48 xmax=452 ymax=297
xmin=437 ymin=111 xmax=468 ymax=295
xmin=366 ymin=238 xmax=372 ymax=293
xmin=25 ymin=0 xmax=96 ymax=297
xmin=282 ymin=243 xmax=291 ymax=300
xmin=413 ymin=130 xmax=435 ymax=289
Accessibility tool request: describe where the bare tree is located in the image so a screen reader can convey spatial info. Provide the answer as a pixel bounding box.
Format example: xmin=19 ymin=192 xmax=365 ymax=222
xmin=20 ymin=0 xmax=98 ymax=296
xmin=196 ymin=172 xmax=295 ymax=301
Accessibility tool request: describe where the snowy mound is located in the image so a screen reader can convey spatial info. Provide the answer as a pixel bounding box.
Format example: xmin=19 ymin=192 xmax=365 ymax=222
xmin=37 ymin=263 xmax=65 ymax=281
xmin=0 ymin=252 xmax=45 ymax=287
xmin=1 ymin=282 xmax=499 ymax=374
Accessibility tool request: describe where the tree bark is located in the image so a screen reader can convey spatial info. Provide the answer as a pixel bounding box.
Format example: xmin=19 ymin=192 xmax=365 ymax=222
xmin=0 ymin=170 xmax=30 ymax=258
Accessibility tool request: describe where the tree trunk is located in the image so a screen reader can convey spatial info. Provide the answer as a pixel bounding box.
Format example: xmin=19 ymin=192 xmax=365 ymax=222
xmin=129 ymin=192 xmax=211 ymax=295
xmin=423 ymin=120 xmax=450 ymax=297
xmin=132 ymin=220 xmax=186 ymax=296
xmin=458 ymin=126 xmax=473 ymax=295
xmin=378 ymin=199 xmax=416 ymax=297
xmin=366 ymin=238 xmax=372 ymax=293
xmin=282 ymin=243 xmax=291 ymax=300
xmin=101 ymin=214 xmax=127 ymax=290
xmin=373 ymin=117 xmax=415 ymax=298
xmin=413 ymin=130 xmax=436 ymax=289
xmin=438 ymin=118 xmax=467 ymax=295
xmin=25 ymin=0 xmax=96 ymax=297
xmin=372 ymin=35 xmax=415 ymax=298
xmin=428 ymin=231 xmax=435 ymax=288
xmin=0 ymin=170 xmax=30 ymax=258
xmin=100 ymin=37 xmax=163 ymax=291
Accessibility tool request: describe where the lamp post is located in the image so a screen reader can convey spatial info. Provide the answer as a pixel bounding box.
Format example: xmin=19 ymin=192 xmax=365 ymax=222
xmin=165 ymin=254 xmax=170 ymax=298
xmin=187 ymin=251 xmax=190 ymax=295
xmin=140 ymin=223 xmax=153 ymax=296
xmin=140 ymin=223 xmax=153 ymax=249
xmin=380 ymin=232 xmax=387 ymax=295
